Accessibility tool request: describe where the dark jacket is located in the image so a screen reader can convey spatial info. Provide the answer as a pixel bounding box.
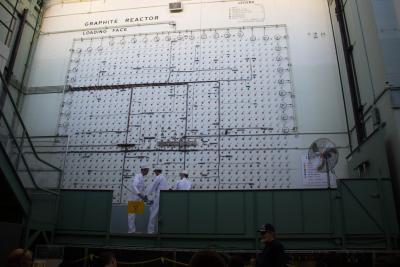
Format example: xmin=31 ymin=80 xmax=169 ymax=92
xmin=256 ymin=239 xmax=286 ymax=267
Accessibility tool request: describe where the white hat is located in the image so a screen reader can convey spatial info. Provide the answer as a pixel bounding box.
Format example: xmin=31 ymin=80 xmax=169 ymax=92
xmin=180 ymin=170 xmax=188 ymax=175
xmin=153 ymin=165 xmax=163 ymax=171
xmin=140 ymin=165 xmax=150 ymax=169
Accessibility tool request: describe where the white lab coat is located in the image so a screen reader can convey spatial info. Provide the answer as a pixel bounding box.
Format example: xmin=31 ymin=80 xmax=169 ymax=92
xmin=145 ymin=174 xmax=169 ymax=233
xmin=175 ymin=178 xmax=192 ymax=190
xmin=127 ymin=173 xmax=145 ymax=233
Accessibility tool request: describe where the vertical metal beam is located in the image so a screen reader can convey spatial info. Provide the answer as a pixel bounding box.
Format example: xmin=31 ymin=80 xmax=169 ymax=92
xmin=4 ymin=8 xmax=28 ymax=83
xmin=0 ymin=7 xmax=28 ymax=115
xmin=327 ymin=0 xmax=353 ymax=151
xmin=16 ymin=6 xmax=43 ymax=105
xmin=4 ymin=0 xmax=19 ymax=46
xmin=334 ymin=0 xmax=366 ymax=144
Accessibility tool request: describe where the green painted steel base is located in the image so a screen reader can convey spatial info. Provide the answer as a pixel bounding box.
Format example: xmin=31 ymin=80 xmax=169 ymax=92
xmin=27 ymin=179 xmax=399 ymax=251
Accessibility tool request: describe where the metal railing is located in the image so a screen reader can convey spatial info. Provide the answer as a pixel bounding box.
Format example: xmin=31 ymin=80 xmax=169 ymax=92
xmin=24 ymin=135 xmax=70 ymax=189
xmin=0 ymin=71 xmax=61 ymax=195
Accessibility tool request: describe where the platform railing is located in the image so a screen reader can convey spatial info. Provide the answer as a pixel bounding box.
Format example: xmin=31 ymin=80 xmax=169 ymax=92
xmin=0 ymin=71 xmax=61 ymax=195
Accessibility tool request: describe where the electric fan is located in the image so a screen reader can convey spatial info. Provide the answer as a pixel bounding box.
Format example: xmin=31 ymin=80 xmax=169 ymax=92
xmin=308 ymin=138 xmax=339 ymax=188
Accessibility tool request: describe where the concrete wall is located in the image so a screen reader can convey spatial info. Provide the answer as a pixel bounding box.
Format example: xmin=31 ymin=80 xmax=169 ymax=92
xmin=328 ymin=0 xmax=400 ymax=212
xmin=21 ymin=0 xmax=352 ymax=201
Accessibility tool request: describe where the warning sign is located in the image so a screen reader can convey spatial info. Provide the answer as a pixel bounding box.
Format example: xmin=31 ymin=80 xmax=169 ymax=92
xmin=128 ymin=200 xmax=145 ymax=214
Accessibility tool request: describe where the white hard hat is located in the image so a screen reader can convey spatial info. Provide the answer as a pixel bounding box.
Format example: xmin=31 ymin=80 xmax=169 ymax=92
xmin=140 ymin=165 xmax=150 ymax=169
xmin=153 ymin=165 xmax=163 ymax=171
xmin=180 ymin=170 xmax=188 ymax=175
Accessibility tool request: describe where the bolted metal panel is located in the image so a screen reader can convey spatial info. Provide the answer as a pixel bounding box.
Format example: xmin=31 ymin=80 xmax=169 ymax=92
xmin=273 ymin=191 xmax=304 ymax=234
xmin=58 ymin=25 xmax=298 ymax=203
xmin=56 ymin=190 xmax=112 ymax=232
xmin=159 ymin=191 xmax=189 ymax=234
xmin=49 ymin=179 xmax=398 ymax=250
xmin=339 ymin=179 xmax=393 ymax=235
xmin=30 ymin=192 xmax=58 ymax=229
xmin=216 ymin=191 xmax=246 ymax=234
xmin=187 ymin=191 xmax=217 ymax=234
xmin=254 ymin=191 xmax=274 ymax=229
xmin=160 ymin=180 xmax=398 ymax=238
xmin=302 ymin=190 xmax=332 ymax=234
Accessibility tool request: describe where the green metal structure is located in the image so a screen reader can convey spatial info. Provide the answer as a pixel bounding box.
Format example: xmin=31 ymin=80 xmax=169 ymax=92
xmin=24 ymin=178 xmax=398 ymax=251
xmin=160 ymin=179 xmax=398 ymax=250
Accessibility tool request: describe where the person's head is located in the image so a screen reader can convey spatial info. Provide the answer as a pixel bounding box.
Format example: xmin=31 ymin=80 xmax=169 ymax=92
xmin=257 ymin=223 xmax=276 ymax=243
xmin=154 ymin=167 xmax=162 ymax=176
xmin=228 ymin=255 xmax=244 ymax=267
xmin=189 ymin=251 xmax=227 ymax=267
xmin=140 ymin=165 xmax=149 ymax=176
xmin=180 ymin=170 xmax=189 ymax=178
xmin=6 ymin=248 xmax=33 ymax=267
xmin=93 ymin=251 xmax=117 ymax=267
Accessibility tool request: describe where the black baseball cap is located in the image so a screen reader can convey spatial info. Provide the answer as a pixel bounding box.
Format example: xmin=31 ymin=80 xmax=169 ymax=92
xmin=257 ymin=223 xmax=275 ymax=233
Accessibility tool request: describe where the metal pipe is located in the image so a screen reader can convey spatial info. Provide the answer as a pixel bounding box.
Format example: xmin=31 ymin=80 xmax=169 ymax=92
xmin=0 ymin=112 xmax=58 ymax=195
xmin=4 ymin=8 xmax=28 ymax=83
xmin=15 ymin=5 xmax=43 ymax=109
xmin=334 ymin=0 xmax=366 ymax=144
xmin=12 ymin=8 xmax=42 ymax=113
xmin=4 ymin=0 xmax=19 ymax=46
xmin=14 ymin=128 xmax=26 ymax=175
xmin=0 ymin=1 xmax=16 ymax=16
xmin=29 ymin=135 xmax=69 ymax=138
xmin=0 ymin=19 xmax=12 ymax=31
xmin=354 ymin=0 xmax=376 ymax=102
xmin=0 ymin=72 xmax=62 ymax=172
xmin=327 ymin=0 xmax=353 ymax=151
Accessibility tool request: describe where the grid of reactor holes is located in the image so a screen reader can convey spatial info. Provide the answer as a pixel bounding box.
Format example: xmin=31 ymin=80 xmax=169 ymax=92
xmin=59 ymin=25 xmax=298 ymax=203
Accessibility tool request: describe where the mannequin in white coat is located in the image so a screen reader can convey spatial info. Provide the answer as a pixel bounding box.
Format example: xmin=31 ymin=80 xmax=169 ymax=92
xmin=175 ymin=170 xmax=192 ymax=190
xmin=127 ymin=165 xmax=149 ymax=233
xmin=146 ymin=167 xmax=169 ymax=234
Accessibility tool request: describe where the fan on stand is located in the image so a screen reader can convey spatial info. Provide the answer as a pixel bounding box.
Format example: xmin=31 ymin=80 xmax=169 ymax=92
xmin=308 ymin=138 xmax=339 ymax=188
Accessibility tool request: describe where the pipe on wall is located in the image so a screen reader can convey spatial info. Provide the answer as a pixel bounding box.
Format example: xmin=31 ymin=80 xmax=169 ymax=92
xmin=0 ymin=8 xmax=28 ymax=113
xmin=327 ymin=0 xmax=353 ymax=152
xmin=4 ymin=8 xmax=28 ymax=84
xmin=334 ymin=0 xmax=366 ymax=145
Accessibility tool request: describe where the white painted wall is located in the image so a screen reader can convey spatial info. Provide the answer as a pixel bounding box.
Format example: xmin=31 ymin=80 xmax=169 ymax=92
xmin=22 ymin=0 xmax=350 ymax=201
xmin=27 ymin=0 xmax=348 ymax=134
